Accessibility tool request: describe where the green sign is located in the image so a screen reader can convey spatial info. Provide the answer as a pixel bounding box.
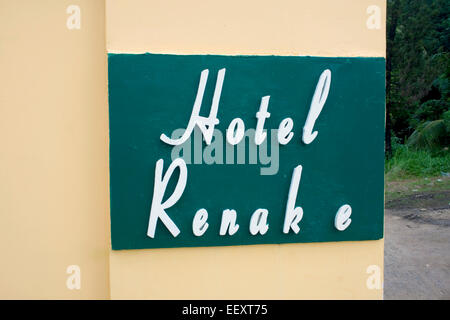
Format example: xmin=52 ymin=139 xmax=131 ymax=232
xmin=108 ymin=53 xmax=385 ymax=250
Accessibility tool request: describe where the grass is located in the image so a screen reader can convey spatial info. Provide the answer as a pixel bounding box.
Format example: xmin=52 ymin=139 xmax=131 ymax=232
xmin=385 ymin=176 xmax=450 ymax=203
xmin=385 ymin=145 xmax=450 ymax=207
xmin=385 ymin=146 xmax=450 ymax=180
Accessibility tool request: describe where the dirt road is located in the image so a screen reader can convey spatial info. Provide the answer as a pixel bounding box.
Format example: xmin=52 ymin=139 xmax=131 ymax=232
xmin=384 ymin=202 xmax=450 ymax=299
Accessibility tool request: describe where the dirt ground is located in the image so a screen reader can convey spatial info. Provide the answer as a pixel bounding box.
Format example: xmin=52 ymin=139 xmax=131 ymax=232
xmin=384 ymin=188 xmax=450 ymax=300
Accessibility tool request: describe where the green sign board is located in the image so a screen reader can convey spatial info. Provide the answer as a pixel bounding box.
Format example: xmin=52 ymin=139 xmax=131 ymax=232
xmin=108 ymin=53 xmax=385 ymax=250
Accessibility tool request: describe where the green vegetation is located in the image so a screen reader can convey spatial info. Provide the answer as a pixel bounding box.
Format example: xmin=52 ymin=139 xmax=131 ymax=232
xmin=385 ymin=0 xmax=449 ymax=194
xmin=385 ymin=145 xmax=450 ymax=179
xmin=386 ymin=0 xmax=449 ymax=154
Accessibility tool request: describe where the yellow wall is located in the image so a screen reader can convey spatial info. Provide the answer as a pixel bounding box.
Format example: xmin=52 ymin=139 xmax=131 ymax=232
xmin=107 ymin=0 xmax=386 ymax=299
xmin=106 ymin=0 xmax=386 ymax=57
xmin=0 ymin=0 xmax=385 ymax=299
xmin=0 ymin=0 xmax=110 ymax=299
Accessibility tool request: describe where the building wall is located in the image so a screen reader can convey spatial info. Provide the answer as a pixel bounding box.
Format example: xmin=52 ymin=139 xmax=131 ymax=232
xmin=0 ymin=0 xmax=385 ymax=299
xmin=0 ymin=0 xmax=110 ymax=299
xmin=106 ymin=0 xmax=386 ymax=299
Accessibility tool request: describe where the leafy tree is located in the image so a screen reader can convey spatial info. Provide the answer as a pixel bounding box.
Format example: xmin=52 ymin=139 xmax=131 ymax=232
xmin=386 ymin=0 xmax=449 ymax=155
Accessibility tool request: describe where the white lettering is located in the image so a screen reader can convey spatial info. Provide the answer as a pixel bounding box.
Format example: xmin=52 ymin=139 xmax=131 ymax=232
xmin=302 ymin=69 xmax=331 ymax=144
xmin=147 ymin=158 xmax=187 ymax=238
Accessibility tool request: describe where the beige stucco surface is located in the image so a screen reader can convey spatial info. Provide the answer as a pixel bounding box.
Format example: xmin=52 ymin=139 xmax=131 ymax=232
xmin=0 ymin=0 xmax=110 ymax=299
xmin=106 ymin=0 xmax=386 ymax=299
xmin=111 ymin=241 xmax=384 ymax=299
xmin=0 ymin=0 xmax=386 ymax=299
xmin=106 ymin=0 xmax=386 ymax=57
